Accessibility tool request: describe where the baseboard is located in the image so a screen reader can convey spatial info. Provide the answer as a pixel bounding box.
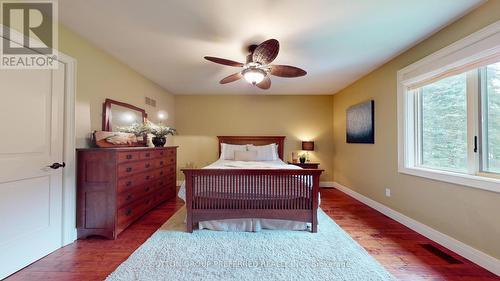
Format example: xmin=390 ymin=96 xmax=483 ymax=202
xmin=320 ymin=181 xmax=335 ymax=188
xmin=333 ymin=181 xmax=500 ymax=276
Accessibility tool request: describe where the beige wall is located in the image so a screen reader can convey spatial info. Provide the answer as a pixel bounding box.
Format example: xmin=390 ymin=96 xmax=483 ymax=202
xmin=173 ymin=95 xmax=334 ymax=182
xmin=58 ymin=25 xmax=175 ymax=148
xmin=333 ymin=1 xmax=500 ymax=259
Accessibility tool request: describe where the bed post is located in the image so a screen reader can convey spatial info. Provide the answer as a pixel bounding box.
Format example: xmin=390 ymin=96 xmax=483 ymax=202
xmin=311 ymin=171 xmax=320 ymax=233
xmin=184 ymin=171 xmax=194 ymax=233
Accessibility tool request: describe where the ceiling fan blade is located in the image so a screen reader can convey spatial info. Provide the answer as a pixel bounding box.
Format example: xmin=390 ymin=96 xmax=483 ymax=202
xmin=270 ymin=65 xmax=307 ymax=77
xmin=252 ymin=39 xmax=280 ymax=65
xmin=204 ymin=56 xmax=244 ymax=67
xmin=256 ymin=76 xmax=271 ymax=90
xmin=220 ymin=72 xmax=243 ymax=84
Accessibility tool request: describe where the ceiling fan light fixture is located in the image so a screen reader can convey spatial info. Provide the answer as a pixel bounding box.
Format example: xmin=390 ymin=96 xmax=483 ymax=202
xmin=204 ymin=39 xmax=307 ymax=89
xmin=242 ymin=68 xmax=266 ymax=85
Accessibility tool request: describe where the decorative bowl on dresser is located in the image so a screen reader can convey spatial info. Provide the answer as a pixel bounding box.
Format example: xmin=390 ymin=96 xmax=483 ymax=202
xmin=76 ymin=146 xmax=177 ymax=239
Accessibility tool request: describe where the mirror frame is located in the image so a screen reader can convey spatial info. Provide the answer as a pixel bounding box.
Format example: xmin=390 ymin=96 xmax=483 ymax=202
xmin=102 ymin=98 xmax=148 ymax=131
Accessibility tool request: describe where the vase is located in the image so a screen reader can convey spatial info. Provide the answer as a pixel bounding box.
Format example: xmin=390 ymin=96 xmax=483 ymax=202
xmin=299 ymin=157 xmax=306 ymax=163
xmin=152 ymin=136 xmax=166 ymax=147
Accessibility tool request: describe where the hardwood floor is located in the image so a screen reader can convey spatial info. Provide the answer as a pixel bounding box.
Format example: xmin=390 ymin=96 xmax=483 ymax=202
xmin=5 ymin=188 xmax=499 ymax=281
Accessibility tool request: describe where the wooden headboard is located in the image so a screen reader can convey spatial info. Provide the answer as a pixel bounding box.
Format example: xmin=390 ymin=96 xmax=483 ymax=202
xmin=217 ymin=136 xmax=286 ymax=160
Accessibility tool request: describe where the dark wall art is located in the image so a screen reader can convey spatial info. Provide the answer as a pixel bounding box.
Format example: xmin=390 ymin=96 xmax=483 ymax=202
xmin=346 ymin=100 xmax=375 ymax=144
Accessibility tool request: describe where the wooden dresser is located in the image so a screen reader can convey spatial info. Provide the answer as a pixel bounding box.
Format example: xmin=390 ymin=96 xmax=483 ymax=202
xmin=76 ymin=146 xmax=177 ymax=239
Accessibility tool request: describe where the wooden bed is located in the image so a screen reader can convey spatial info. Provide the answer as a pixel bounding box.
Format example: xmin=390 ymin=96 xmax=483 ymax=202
xmin=181 ymin=136 xmax=323 ymax=233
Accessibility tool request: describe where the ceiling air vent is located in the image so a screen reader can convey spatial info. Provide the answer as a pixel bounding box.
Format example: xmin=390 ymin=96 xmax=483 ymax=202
xmin=145 ymin=97 xmax=156 ymax=107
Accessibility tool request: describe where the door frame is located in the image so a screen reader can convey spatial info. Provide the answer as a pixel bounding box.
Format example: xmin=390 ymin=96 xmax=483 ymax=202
xmin=1 ymin=24 xmax=77 ymax=246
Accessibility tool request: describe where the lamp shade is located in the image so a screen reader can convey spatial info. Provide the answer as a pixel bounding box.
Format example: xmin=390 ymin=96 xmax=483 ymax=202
xmin=301 ymin=141 xmax=314 ymax=151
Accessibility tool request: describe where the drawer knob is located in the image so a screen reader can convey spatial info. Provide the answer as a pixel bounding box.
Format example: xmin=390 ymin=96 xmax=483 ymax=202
xmin=126 ymin=167 xmax=132 ymax=172
xmin=145 ymin=186 xmax=150 ymax=192
xmin=145 ymin=175 xmax=151 ymax=180
xmin=159 ymin=161 xmax=164 ymax=165
xmin=126 ymin=194 xmax=132 ymax=201
xmin=145 ymin=153 xmax=150 ymax=157
xmin=145 ymin=163 xmax=151 ymax=168
xmin=125 ymin=208 xmax=132 ymax=216
xmin=126 ymin=181 xmax=132 ymax=186
xmin=160 ymin=171 xmax=164 ymax=176
xmin=126 ymin=154 xmax=133 ymax=159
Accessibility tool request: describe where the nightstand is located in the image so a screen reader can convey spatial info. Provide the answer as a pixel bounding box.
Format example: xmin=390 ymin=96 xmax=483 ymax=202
xmin=287 ymin=161 xmax=320 ymax=169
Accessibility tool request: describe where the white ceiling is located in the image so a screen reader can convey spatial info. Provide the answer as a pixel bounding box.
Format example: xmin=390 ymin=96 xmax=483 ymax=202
xmin=59 ymin=0 xmax=483 ymax=95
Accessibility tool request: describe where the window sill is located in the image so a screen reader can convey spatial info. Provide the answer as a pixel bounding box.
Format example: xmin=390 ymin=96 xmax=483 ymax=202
xmin=399 ymin=166 xmax=500 ymax=194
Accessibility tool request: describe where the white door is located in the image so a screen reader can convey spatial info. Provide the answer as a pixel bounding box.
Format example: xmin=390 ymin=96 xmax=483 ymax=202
xmin=0 ymin=38 xmax=66 ymax=279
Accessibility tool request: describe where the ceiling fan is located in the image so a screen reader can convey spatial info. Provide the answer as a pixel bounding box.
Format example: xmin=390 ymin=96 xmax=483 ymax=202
xmin=204 ymin=39 xmax=307 ymax=90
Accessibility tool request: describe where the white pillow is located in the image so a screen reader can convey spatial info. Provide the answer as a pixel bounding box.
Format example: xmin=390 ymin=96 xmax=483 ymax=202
xmin=220 ymin=143 xmax=247 ymax=160
xmin=234 ymin=150 xmax=258 ymax=161
xmin=272 ymin=144 xmax=279 ymax=160
xmin=248 ymin=144 xmax=278 ymax=161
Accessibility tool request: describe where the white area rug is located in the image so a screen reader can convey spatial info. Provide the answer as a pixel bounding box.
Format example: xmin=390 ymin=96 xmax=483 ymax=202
xmin=107 ymin=208 xmax=395 ymax=281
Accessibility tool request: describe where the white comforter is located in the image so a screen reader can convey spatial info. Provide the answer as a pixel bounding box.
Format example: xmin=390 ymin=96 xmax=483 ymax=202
xmin=178 ymin=159 xmax=317 ymax=232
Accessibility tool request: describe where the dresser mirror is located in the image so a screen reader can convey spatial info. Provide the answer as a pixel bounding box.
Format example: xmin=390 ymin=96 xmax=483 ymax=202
xmin=102 ymin=98 xmax=148 ymax=131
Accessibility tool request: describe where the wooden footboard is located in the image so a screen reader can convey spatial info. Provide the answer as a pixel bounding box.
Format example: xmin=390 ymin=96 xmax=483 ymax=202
xmin=182 ymin=169 xmax=323 ymax=233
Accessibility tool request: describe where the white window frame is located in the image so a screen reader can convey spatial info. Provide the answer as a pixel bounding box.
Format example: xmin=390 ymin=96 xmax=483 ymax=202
xmin=397 ymin=20 xmax=500 ymax=194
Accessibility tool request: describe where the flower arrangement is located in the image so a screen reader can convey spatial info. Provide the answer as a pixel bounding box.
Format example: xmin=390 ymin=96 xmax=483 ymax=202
xmin=149 ymin=122 xmax=176 ymax=147
xmin=118 ymin=120 xmax=176 ymax=147
xmin=299 ymin=153 xmax=307 ymax=163
xmin=150 ymin=123 xmax=176 ymax=138
xmin=117 ymin=122 xmax=150 ymax=136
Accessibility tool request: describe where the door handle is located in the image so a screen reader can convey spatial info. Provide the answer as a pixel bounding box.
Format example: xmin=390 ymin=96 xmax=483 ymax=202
xmin=48 ymin=162 xmax=65 ymax=169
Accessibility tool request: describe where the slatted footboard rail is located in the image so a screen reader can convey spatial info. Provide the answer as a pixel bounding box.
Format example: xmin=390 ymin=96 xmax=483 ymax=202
xmin=182 ymin=169 xmax=323 ymax=233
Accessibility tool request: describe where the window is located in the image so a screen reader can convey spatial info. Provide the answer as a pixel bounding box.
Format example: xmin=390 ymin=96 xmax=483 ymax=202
xmin=398 ymin=21 xmax=500 ymax=192
xmin=418 ymin=73 xmax=468 ymax=172
xmin=399 ymin=60 xmax=500 ymax=192
xmin=408 ymin=65 xmax=500 ymax=179
xmin=481 ymin=62 xmax=500 ymax=173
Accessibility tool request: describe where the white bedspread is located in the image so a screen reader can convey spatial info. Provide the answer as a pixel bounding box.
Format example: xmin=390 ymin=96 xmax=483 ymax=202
xmin=178 ymin=159 xmax=318 ymax=232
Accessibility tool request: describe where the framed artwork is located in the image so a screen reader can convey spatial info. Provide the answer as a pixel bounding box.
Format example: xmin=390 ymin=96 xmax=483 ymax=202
xmin=346 ymin=100 xmax=374 ymax=144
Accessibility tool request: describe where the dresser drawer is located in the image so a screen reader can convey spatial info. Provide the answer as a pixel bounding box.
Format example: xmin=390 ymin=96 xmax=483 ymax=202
xmin=154 ymin=149 xmax=166 ymax=158
xmin=117 ymin=170 xmax=157 ymax=193
xmin=157 ymin=173 xmax=176 ymax=185
xmin=165 ymin=155 xmax=176 ymax=165
xmin=154 ymin=168 xmax=168 ymax=178
xmin=165 ymin=165 xmax=176 ymax=175
xmin=140 ymin=150 xmax=155 ymax=160
xmin=156 ymin=157 xmax=175 ymax=168
xmin=117 ymin=194 xmax=156 ymax=231
xmin=154 ymin=149 xmax=175 ymax=158
xmin=155 ymin=158 xmax=167 ymax=168
xmin=117 ymin=190 xmax=137 ymax=207
xmin=117 ymin=151 xmax=140 ymax=163
xmin=117 ymin=181 xmax=158 ymax=207
xmin=153 ymin=187 xmax=175 ymax=204
xmin=118 ymin=162 xmax=144 ymax=176
xmin=117 ymin=201 xmax=142 ymax=230
xmin=118 ymin=161 xmax=155 ymax=177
